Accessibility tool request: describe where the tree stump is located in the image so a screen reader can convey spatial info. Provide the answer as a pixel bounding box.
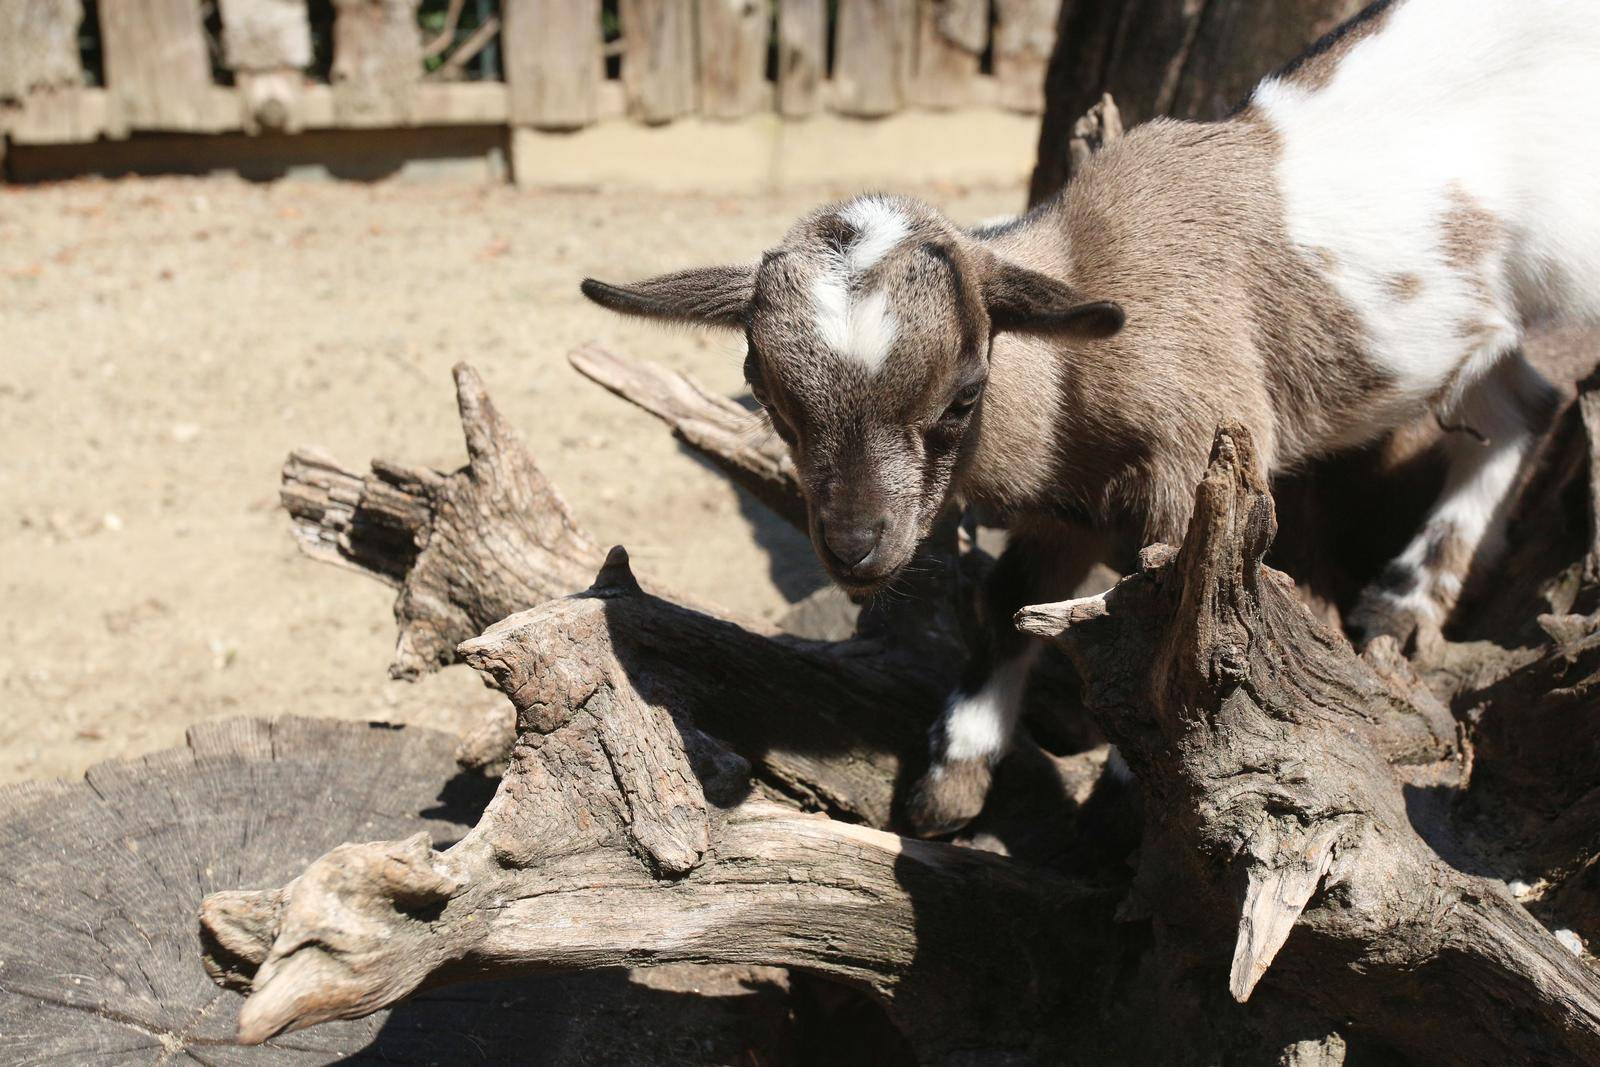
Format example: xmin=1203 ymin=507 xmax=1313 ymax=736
xmin=0 ymin=717 xmax=803 ymax=1064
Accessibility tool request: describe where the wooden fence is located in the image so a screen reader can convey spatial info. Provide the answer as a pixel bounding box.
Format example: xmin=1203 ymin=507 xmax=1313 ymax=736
xmin=0 ymin=1 xmax=1061 ymax=154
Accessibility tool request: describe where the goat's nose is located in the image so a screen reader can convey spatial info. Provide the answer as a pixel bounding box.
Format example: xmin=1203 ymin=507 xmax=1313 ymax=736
xmin=821 ymin=519 xmax=885 ymax=571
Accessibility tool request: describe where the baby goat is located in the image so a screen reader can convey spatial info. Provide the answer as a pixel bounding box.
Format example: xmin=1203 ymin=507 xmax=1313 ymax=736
xmin=583 ymin=0 xmax=1593 ymax=836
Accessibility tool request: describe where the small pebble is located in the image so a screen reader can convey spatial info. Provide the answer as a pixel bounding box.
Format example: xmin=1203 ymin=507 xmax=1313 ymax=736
xmin=1555 ymin=929 xmax=1585 ymax=956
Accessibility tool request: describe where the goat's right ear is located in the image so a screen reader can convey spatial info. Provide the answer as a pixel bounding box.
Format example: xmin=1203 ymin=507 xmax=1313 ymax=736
xmin=580 ymin=264 xmax=756 ymax=330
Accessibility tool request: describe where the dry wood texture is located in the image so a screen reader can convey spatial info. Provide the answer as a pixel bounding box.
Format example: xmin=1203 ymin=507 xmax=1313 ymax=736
xmin=909 ymin=0 xmax=982 ymax=110
xmin=503 ymin=0 xmax=601 ymax=130
xmin=1018 ymin=427 xmax=1600 ymax=1063
xmin=220 ymin=0 xmax=314 ymax=132
xmin=0 ymin=717 xmax=809 ymax=1064
xmin=0 ymin=0 xmax=83 ymax=103
xmin=993 ymin=0 xmax=1059 ymax=113
xmin=203 ymin=361 xmax=1600 ymax=1062
xmin=198 ymin=549 xmax=1122 ymax=1061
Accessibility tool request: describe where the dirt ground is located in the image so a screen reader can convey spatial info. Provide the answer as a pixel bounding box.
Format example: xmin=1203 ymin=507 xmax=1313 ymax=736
xmin=0 ymin=173 xmax=1026 ymax=785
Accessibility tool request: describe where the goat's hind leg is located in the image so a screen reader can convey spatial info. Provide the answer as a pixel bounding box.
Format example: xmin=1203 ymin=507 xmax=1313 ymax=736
xmin=1350 ymin=349 xmax=1560 ymax=648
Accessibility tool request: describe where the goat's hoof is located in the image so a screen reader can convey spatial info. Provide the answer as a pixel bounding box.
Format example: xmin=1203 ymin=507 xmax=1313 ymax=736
xmin=904 ymin=758 xmax=991 ymax=838
xmin=1348 ymin=585 xmax=1442 ymax=656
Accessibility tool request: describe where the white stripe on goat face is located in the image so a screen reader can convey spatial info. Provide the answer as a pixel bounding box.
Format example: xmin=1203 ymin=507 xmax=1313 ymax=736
xmin=809 ymin=199 xmax=908 ymax=374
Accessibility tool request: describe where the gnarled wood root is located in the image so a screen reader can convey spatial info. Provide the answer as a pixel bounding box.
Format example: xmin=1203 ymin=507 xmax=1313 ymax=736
xmin=200 ymin=549 xmax=1118 ymax=1063
xmin=1018 ymin=426 xmax=1600 ymax=1065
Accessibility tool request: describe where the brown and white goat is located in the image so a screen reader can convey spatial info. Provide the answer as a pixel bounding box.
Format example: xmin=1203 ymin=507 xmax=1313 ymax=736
xmin=583 ymin=0 xmax=1594 ymax=835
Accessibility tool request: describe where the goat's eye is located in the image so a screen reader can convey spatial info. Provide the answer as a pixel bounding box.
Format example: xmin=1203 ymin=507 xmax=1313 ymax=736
xmin=940 ymin=382 xmax=984 ymax=424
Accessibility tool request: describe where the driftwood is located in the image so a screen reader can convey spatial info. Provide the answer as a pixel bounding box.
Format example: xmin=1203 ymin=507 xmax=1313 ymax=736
xmin=199 ymin=552 xmax=1123 ymax=1061
xmin=1019 ymin=428 xmax=1600 ymax=1064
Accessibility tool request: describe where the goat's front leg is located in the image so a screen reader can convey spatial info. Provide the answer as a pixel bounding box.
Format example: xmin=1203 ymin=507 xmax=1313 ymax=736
xmin=1350 ymin=349 xmax=1560 ymax=649
xmin=904 ymin=524 xmax=1105 ymax=838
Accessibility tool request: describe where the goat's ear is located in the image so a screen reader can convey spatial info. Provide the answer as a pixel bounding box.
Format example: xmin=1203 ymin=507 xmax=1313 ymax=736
xmin=581 ymin=264 xmax=755 ymax=330
xmin=982 ymin=261 xmax=1125 ymax=340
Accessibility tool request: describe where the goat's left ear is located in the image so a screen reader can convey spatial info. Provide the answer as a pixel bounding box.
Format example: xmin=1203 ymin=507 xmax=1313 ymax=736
xmin=982 ymin=260 xmax=1125 ymax=340
xmin=580 ymin=264 xmax=756 ymax=330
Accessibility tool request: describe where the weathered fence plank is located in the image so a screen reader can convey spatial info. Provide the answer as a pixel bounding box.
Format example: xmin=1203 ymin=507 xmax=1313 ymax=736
xmin=0 ymin=0 xmax=84 ymax=103
xmin=220 ymin=0 xmax=313 ymax=133
xmin=912 ymin=0 xmax=984 ymax=110
xmin=98 ymin=0 xmax=215 ymax=134
xmin=619 ymin=0 xmax=697 ymax=124
xmin=0 ymin=0 xmax=86 ymax=155
xmin=330 ymin=0 xmax=422 ymax=127
xmin=775 ymin=0 xmax=826 ymax=118
xmin=697 ymin=0 xmax=769 ymax=119
xmin=993 ymin=0 xmax=1059 ymax=113
xmin=832 ymin=0 xmax=915 ymax=118
xmin=503 ymin=0 xmax=600 ymax=130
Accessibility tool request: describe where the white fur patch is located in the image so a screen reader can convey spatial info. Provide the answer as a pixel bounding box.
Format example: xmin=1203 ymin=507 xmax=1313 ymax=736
xmin=810 ymin=277 xmax=897 ymax=373
xmin=1253 ymin=0 xmax=1600 ymax=417
xmin=941 ymin=647 xmax=1039 ymax=764
xmin=810 ymin=197 xmax=908 ymax=374
xmin=839 ymin=197 xmax=910 ymax=273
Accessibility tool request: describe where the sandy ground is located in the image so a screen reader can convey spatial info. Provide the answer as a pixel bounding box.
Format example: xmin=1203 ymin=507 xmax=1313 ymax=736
xmin=0 ymin=173 xmax=1026 ymax=785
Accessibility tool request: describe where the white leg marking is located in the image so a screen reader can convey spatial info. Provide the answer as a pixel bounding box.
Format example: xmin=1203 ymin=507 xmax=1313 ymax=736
xmin=1360 ymin=351 xmax=1557 ymax=632
xmin=940 ymin=645 xmax=1040 ymax=765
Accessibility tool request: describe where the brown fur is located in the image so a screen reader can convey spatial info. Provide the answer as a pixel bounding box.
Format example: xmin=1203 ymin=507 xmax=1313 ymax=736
xmin=1387 ymin=272 xmax=1423 ymax=302
xmin=1440 ymin=182 xmax=1503 ymax=274
xmin=970 ymin=111 xmax=1392 ymax=546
